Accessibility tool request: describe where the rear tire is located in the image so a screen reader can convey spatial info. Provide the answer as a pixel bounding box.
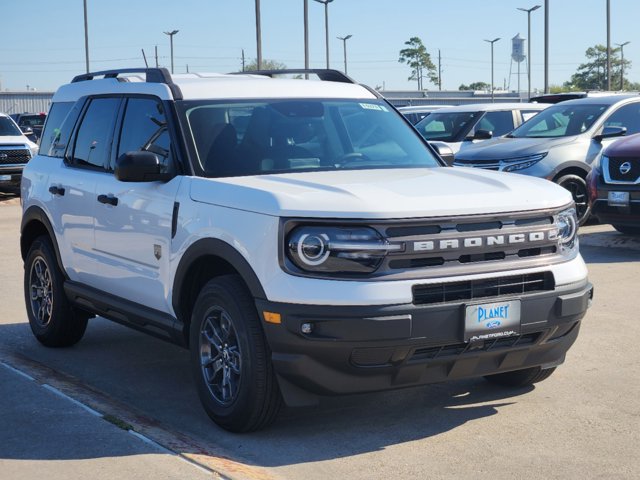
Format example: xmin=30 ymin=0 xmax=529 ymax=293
xmin=613 ymin=224 xmax=640 ymax=235
xmin=484 ymin=366 xmax=556 ymax=388
xmin=24 ymin=236 xmax=89 ymax=347
xmin=556 ymin=174 xmax=590 ymax=225
xmin=190 ymin=274 xmax=282 ymax=432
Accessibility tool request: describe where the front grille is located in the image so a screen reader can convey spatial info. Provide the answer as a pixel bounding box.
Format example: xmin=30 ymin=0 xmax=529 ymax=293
xmin=412 ymin=271 xmax=555 ymax=305
xmin=410 ymin=332 xmax=541 ymax=361
xmin=606 ymin=156 xmax=640 ymax=183
xmin=0 ymin=146 xmax=31 ymax=165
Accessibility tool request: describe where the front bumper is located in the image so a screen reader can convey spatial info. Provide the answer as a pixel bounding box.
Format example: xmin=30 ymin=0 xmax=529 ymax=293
xmin=592 ymin=183 xmax=640 ymax=226
xmin=257 ymin=280 xmax=593 ymax=406
xmin=0 ymin=165 xmax=24 ymax=187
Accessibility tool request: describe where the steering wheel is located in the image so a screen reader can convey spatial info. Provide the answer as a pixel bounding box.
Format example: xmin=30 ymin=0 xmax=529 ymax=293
xmin=335 ymin=152 xmax=372 ymax=167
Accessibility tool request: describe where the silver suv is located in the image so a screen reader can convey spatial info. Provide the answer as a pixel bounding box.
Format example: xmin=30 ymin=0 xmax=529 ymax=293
xmin=454 ymin=95 xmax=640 ymax=224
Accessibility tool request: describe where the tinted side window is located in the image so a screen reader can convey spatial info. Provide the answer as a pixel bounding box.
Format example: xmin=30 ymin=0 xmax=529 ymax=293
xmin=116 ymin=98 xmax=172 ymax=171
xmin=603 ymin=103 xmax=640 ymax=135
xmin=39 ymin=102 xmax=74 ymax=156
xmin=72 ymin=97 xmax=120 ymax=170
xmin=477 ymin=111 xmax=514 ymax=136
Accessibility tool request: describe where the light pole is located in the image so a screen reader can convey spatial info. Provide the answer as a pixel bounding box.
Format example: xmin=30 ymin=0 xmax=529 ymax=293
xmin=163 ymin=30 xmax=179 ymax=74
xmin=314 ymin=0 xmax=334 ymax=69
xmin=255 ymin=0 xmax=262 ymax=70
xmin=484 ymin=38 xmax=501 ymax=103
xmin=616 ymin=41 xmax=630 ymax=90
xmin=606 ymin=0 xmax=611 ymax=90
xmin=544 ymin=0 xmax=549 ymax=93
xmin=518 ymin=5 xmax=541 ymax=100
xmin=304 ymin=0 xmax=309 ymax=71
xmin=83 ymin=0 xmax=90 ymax=73
xmin=337 ymin=35 xmax=352 ymax=74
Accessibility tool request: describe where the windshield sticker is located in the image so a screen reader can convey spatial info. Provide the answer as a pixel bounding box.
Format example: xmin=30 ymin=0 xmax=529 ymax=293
xmin=360 ymin=103 xmax=389 ymax=112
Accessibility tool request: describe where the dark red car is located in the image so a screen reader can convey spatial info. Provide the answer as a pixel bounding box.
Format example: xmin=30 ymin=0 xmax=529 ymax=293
xmin=588 ymin=133 xmax=640 ymax=234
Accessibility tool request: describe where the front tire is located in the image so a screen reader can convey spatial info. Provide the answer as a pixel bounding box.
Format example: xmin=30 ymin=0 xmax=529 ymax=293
xmin=556 ymin=174 xmax=590 ymax=226
xmin=24 ymin=236 xmax=89 ymax=347
xmin=484 ymin=366 xmax=556 ymax=387
xmin=613 ymin=224 xmax=640 ymax=235
xmin=189 ymin=275 xmax=281 ymax=432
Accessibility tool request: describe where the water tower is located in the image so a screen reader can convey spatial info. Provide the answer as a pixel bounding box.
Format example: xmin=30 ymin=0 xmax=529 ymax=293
xmin=510 ymin=34 xmax=526 ymax=93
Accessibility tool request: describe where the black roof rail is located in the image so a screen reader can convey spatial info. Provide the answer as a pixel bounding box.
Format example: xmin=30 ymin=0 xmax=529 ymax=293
xmin=70 ymin=68 xmax=183 ymax=100
xmin=233 ymin=69 xmax=356 ymax=84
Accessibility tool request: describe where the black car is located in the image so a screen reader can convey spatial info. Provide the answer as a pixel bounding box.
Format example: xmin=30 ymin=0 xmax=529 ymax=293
xmin=588 ymin=133 xmax=640 ymax=234
xmin=10 ymin=112 xmax=47 ymax=142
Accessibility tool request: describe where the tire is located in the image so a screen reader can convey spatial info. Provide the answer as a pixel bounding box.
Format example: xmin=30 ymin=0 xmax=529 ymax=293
xmin=24 ymin=236 xmax=89 ymax=347
xmin=613 ymin=224 xmax=640 ymax=235
xmin=189 ymin=274 xmax=282 ymax=432
xmin=484 ymin=366 xmax=556 ymax=388
xmin=555 ymin=174 xmax=590 ymax=226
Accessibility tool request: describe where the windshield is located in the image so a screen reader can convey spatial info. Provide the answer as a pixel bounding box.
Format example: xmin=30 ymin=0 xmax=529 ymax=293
xmin=0 ymin=116 xmax=23 ymax=136
xmin=178 ymin=99 xmax=440 ymax=177
xmin=414 ymin=111 xmax=479 ymax=142
xmin=18 ymin=114 xmax=46 ymax=127
xmin=509 ymin=103 xmax=608 ymax=138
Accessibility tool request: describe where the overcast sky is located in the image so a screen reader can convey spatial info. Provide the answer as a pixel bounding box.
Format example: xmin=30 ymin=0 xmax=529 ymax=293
xmin=1 ymin=0 xmax=637 ymax=93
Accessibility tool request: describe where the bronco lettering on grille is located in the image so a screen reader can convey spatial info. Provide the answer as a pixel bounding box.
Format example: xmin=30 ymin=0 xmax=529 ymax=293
xmin=412 ymin=231 xmax=553 ymax=253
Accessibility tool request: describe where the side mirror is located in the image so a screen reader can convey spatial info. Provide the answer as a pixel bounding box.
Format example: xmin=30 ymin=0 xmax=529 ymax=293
xmin=430 ymin=141 xmax=455 ymax=166
xmin=594 ymin=126 xmax=626 ymax=142
xmin=115 ymin=151 xmax=173 ymax=182
xmin=473 ymin=129 xmax=493 ymax=140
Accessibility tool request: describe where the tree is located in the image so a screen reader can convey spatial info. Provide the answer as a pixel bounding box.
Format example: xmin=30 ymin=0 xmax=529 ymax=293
xmin=563 ymin=44 xmax=633 ymax=91
xmin=245 ymin=58 xmax=287 ymax=71
xmin=398 ymin=37 xmax=438 ymax=90
xmin=459 ymin=81 xmax=490 ymax=91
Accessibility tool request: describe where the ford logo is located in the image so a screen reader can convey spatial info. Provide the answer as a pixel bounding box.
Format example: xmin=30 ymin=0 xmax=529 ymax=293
xmin=486 ymin=320 xmax=502 ymax=329
xmin=619 ymin=161 xmax=632 ymax=175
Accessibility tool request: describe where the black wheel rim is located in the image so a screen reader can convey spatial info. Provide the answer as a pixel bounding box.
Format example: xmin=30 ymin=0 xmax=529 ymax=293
xmin=561 ymin=179 xmax=589 ymax=222
xmin=29 ymin=256 xmax=53 ymax=327
xmin=199 ymin=306 xmax=242 ymax=405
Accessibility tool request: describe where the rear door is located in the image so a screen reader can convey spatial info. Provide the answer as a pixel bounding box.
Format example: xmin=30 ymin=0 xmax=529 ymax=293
xmin=92 ymin=96 xmax=182 ymax=314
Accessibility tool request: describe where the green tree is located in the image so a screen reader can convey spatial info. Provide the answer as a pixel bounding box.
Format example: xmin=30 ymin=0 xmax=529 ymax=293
xmin=459 ymin=81 xmax=490 ymax=91
xmin=245 ymin=59 xmax=287 ymax=71
xmin=398 ymin=37 xmax=438 ymax=90
xmin=563 ymin=44 xmax=633 ymax=91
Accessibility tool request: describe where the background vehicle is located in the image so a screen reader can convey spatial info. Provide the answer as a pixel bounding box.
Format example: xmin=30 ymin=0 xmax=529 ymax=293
xmin=397 ymin=105 xmax=448 ymax=124
xmin=9 ymin=112 xmax=47 ymax=143
xmin=0 ymin=113 xmax=39 ymax=190
xmin=588 ymin=133 xmax=640 ymax=234
xmin=20 ymin=68 xmax=591 ymax=432
xmin=413 ymin=103 xmax=548 ymax=157
xmin=454 ymin=95 xmax=640 ymax=225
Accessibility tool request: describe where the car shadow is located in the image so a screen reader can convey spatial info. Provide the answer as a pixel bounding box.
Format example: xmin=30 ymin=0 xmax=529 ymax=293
xmin=0 ymin=318 xmax=535 ymax=469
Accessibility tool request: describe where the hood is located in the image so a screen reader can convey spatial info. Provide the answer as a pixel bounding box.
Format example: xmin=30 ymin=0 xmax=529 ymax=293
xmin=603 ymin=132 xmax=640 ymax=157
xmin=455 ymin=136 xmax=580 ymax=161
xmin=189 ymin=168 xmax=572 ymax=219
xmin=0 ymin=135 xmax=33 ymax=146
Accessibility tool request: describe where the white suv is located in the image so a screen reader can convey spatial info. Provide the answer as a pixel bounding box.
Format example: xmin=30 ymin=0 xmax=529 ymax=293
xmin=21 ymin=68 xmax=592 ymax=432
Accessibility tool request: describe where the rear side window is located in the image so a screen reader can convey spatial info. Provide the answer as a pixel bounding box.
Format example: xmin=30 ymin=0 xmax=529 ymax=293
xmin=603 ymin=103 xmax=640 ymax=135
xmin=39 ymin=102 xmax=74 ymax=156
xmin=476 ymin=111 xmax=514 ymax=136
xmin=71 ymin=97 xmax=120 ymax=170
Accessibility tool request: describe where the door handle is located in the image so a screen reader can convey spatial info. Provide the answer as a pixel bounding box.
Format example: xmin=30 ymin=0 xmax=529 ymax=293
xmin=97 ymin=194 xmax=119 ymax=206
xmin=48 ymin=185 xmax=65 ymax=196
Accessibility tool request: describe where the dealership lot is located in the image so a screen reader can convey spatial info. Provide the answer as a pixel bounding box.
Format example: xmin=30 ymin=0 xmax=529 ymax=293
xmin=0 ymin=196 xmax=638 ymax=480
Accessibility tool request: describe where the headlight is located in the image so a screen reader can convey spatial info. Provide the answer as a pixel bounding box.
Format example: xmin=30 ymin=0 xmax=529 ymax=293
xmin=286 ymin=226 xmax=401 ymax=275
xmin=502 ymin=153 xmax=547 ymax=172
xmin=554 ymin=207 xmax=578 ymax=252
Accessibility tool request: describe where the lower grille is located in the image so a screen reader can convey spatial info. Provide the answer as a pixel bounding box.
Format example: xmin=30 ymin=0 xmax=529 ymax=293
xmin=410 ymin=332 xmax=541 ymax=361
xmin=412 ymin=271 xmax=555 ymax=305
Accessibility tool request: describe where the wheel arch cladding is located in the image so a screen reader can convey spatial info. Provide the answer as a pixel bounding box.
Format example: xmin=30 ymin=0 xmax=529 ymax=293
xmin=20 ymin=207 xmax=65 ymax=274
xmin=172 ymin=238 xmax=267 ymax=345
xmin=551 ymin=162 xmax=590 ymax=182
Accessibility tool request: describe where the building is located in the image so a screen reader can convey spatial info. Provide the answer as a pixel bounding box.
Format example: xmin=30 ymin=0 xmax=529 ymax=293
xmin=0 ymin=91 xmax=54 ymax=115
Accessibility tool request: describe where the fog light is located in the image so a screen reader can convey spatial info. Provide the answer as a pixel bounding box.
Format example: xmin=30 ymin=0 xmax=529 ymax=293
xmin=301 ymin=323 xmax=313 ymax=334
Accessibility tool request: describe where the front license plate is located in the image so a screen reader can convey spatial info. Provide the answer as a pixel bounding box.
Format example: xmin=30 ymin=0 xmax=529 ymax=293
xmin=465 ymin=300 xmax=521 ymax=342
xmin=0 ymin=175 xmax=11 ymax=181
xmin=608 ymin=191 xmax=629 ymax=207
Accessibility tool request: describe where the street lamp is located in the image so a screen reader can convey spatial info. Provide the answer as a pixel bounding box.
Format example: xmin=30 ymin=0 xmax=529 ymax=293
xmin=484 ymin=37 xmax=501 ymax=103
xmin=337 ymin=35 xmax=352 ymax=74
xmin=616 ymin=41 xmax=630 ymax=90
xmin=544 ymin=0 xmax=549 ymax=93
xmin=606 ymin=0 xmax=611 ymax=90
xmin=304 ymin=0 xmax=309 ymax=71
xmin=83 ymin=0 xmax=90 ymax=73
xmin=517 ymin=5 xmax=541 ymax=100
xmin=163 ymin=30 xmax=179 ymax=74
xmin=255 ymin=0 xmax=262 ymax=70
xmin=314 ymin=0 xmax=334 ymax=69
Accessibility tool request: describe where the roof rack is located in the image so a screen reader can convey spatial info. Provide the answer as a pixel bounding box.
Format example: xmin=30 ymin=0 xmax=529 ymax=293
xmin=233 ymin=69 xmax=356 ymax=84
xmin=70 ymin=68 xmax=182 ymax=100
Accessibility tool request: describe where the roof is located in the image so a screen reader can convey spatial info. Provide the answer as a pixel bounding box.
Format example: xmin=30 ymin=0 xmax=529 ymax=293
xmin=52 ymin=69 xmax=377 ymax=103
xmin=425 ymin=102 xmax=548 ymax=113
xmin=544 ymin=94 xmax=640 ymax=106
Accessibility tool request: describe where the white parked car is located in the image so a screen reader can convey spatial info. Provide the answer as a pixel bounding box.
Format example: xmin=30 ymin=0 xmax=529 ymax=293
xmin=0 ymin=112 xmax=39 ymax=189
